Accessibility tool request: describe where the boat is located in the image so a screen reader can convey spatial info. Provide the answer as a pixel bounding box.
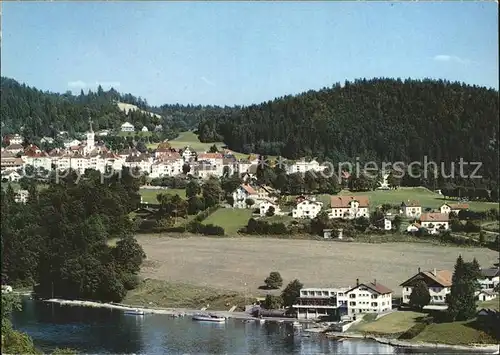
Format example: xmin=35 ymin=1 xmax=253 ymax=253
xmin=124 ymin=309 xmax=145 ymax=316
xmin=259 ymin=319 xmax=265 ymax=324
xmin=292 ymin=321 xmax=302 ymax=327
xmin=192 ymin=313 xmax=226 ymax=323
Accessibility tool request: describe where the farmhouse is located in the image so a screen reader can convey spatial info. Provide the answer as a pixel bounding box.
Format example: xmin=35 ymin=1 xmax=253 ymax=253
xmin=406 ymin=222 xmax=422 ymax=233
xmin=120 ymin=122 xmax=135 ymax=132
xmin=328 ymin=195 xmax=370 ymax=220
xmin=400 ymin=268 xmax=452 ymax=305
xmin=4 ymin=134 xmax=24 ymax=145
xmin=4 ymin=144 xmax=24 ymax=154
xmin=440 ymin=203 xmax=469 ymax=215
xmin=14 ymin=189 xmax=29 ymax=204
xmin=292 ymin=198 xmax=323 ymax=219
xmin=400 ymin=200 xmax=422 ymax=218
xmin=1 ymin=151 xmax=23 ymax=171
xmin=344 ymin=280 xmax=393 ymax=316
xmin=419 ymin=212 xmax=449 ymax=234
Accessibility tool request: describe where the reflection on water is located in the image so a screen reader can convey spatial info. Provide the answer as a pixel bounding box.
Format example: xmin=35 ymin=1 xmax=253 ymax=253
xmin=11 ymin=298 xmax=446 ymax=354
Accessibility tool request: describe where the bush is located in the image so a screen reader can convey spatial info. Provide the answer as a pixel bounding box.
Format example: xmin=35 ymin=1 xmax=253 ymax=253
xmin=264 ymin=271 xmax=283 ymax=289
xmin=121 ymin=273 xmax=140 ymax=290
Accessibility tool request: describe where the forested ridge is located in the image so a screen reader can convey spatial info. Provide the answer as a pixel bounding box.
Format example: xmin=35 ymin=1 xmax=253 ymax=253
xmin=0 ymin=77 xmax=226 ymax=140
xmin=198 ymin=78 xmax=499 ymax=183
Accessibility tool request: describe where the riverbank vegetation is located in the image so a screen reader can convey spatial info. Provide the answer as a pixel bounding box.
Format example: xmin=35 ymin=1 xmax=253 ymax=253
xmin=1 ymin=168 xmax=146 ymax=303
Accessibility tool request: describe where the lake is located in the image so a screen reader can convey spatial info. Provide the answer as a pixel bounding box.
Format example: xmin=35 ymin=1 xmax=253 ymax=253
xmin=11 ymin=298 xmax=445 ymax=354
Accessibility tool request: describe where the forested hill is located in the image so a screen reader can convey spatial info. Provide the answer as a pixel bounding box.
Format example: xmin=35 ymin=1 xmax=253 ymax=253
xmin=198 ymin=78 xmax=499 ymax=181
xmin=0 ymin=77 xmax=225 ymax=139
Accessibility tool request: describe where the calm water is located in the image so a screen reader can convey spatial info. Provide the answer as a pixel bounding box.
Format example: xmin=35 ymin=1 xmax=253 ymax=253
xmin=12 ymin=298 xmax=444 ymax=354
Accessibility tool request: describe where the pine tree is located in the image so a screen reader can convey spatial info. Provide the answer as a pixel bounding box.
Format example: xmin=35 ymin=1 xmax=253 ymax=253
xmin=447 ymin=255 xmax=479 ymax=321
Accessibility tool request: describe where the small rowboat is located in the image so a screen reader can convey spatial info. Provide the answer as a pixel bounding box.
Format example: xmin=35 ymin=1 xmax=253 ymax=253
xmin=192 ymin=313 xmax=226 ymax=323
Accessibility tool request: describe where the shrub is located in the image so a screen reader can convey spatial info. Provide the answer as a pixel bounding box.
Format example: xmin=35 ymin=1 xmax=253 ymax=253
xmin=264 ymin=271 xmax=283 ymax=289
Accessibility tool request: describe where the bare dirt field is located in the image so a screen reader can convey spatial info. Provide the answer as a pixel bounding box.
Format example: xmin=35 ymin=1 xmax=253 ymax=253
xmin=136 ymin=235 xmax=498 ymax=296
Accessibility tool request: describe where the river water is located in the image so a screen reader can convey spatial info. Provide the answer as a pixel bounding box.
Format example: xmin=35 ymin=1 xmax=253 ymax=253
xmin=12 ymin=298 xmax=449 ymax=354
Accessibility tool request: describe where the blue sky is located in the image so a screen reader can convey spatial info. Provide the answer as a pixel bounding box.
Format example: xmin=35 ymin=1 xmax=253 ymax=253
xmin=2 ymin=1 xmax=498 ymax=106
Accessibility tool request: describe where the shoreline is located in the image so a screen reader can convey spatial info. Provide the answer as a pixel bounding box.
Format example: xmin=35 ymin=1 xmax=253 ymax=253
xmin=323 ymin=331 xmax=499 ymax=353
xmin=38 ymin=298 xmax=499 ymax=353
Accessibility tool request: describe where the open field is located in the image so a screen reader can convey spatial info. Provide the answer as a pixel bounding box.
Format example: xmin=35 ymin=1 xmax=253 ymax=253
xmin=350 ymin=311 xmax=425 ymax=335
xmin=202 ymin=208 xmax=253 ymax=235
xmin=478 ymin=298 xmax=500 ymax=311
xmin=309 ymin=187 xmax=498 ymax=212
xmin=118 ymin=131 xmax=153 ymax=137
xmin=140 ymin=188 xmax=186 ymax=203
xmin=135 ymin=236 xmax=498 ymax=295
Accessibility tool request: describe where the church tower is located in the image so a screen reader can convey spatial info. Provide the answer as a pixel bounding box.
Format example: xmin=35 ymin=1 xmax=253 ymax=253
xmin=85 ymin=116 xmax=95 ymax=155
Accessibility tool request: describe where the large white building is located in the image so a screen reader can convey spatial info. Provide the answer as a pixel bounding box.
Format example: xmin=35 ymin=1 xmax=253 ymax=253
xmin=400 ymin=200 xmax=422 ymax=219
xmin=440 ymin=203 xmax=470 ymax=215
xmin=345 ymin=281 xmax=393 ymax=316
xmin=400 ymin=268 xmax=452 ymax=305
xmin=293 ymin=287 xmax=350 ymax=320
xmin=286 ymin=159 xmax=326 ymax=175
xmin=329 ymin=196 xmax=370 ymax=219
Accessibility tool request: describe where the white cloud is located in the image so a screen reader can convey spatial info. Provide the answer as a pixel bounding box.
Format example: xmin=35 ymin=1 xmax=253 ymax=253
xmin=67 ymin=80 xmax=87 ymax=88
xmin=201 ymin=76 xmax=215 ymax=86
xmin=433 ymin=55 xmax=470 ymax=64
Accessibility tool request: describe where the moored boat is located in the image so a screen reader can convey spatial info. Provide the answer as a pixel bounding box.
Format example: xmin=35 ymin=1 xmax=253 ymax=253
xmin=124 ymin=309 xmax=145 ymax=316
xmin=192 ymin=313 xmax=226 ymax=323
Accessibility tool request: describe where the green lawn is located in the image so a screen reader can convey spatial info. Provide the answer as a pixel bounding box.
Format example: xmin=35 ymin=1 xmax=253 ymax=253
xmin=350 ymin=311 xmax=426 ymax=335
xmin=140 ymin=188 xmax=186 ymax=203
xmin=117 ymin=131 xmax=153 ymax=137
xmin=122 ymin=278 xmax=247 ymax=311
xmin=412 ymin=320 xmax=497 ymax=345
xmin=167 ymin=131 xmax=226 ymax=151
xmin=478 ymin=298 xmax=499 ymax=311
xmin=202 ymin=208 xmax=254 ymax=235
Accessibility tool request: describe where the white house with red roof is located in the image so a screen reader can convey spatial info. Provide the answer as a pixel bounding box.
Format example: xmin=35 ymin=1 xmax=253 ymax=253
xmin=419 ymin=212 xmax=449 ymax=234
xmin=400 ymin=200 xmax=422 ymax=218
xmin=328 ymin=196 xmax=370 ymax=219
xmin=232 ymin=184 xmax=259 ymax=208
xmin=345 ymin=280 xmax=393 ymax=316
xmin=440 ymin=203 xmax=470 ymax=215
xmin=292 ymin=197 xmax=323 ymax=219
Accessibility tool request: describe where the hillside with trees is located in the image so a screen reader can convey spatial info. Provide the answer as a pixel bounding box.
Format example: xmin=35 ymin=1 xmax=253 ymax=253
xmin=1 ymin=167 xmax=145 ymax=302
xmin=0 ymin=77 xmax=228 ymax=142
xmin=197 ymin=78 xmax=499 ymax=186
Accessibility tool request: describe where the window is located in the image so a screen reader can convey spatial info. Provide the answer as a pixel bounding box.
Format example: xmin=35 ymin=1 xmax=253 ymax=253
xmin=371 ymin=302 xmax=378 ymax=307
xmin=349 ymin=294 xmax=356 ymax=299
xmin=349 ymin=301 xmax=356 ymax=306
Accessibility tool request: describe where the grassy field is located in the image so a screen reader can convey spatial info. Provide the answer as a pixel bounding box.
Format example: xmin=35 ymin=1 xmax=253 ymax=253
xmin=122 ymin=278 xmax=247 ymax=311
xmin=202 ymin=208 xmax=254 ymax=235
xmin=306 ymin=187 xmax=498 ymax=212
xmin=350 ymin=311 xmax=425 ymax=335
xmin=118 ymin=131 xmax=153 ymax=137
xmin=478 ymin=298 xmax=500 ymax=311
xmin=412 ymin=319 xmax=497 ymax=345
xmin=140 ymin=188 xmax=186 ymax=203
xmin=135 ymin=236 xmax=498 ymax=295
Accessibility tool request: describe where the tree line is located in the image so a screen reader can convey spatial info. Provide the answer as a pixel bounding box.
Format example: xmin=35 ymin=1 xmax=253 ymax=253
xmin=198 ymin=78 xmax=499 ymax=190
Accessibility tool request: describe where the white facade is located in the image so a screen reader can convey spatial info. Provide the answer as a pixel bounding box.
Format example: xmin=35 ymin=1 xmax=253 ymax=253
xmin=293 ymin=287 xmax=350 ymax=320
xmin=477 ymin=290 xmax=497 ymax=302
xmin=406 ymin=223 xmax=421 ymax=233
xmin=292 ymin=199 xmax=323 ymax=219
xmin=121 ymin=122 xmax=135 ymax=132
xmin=345 ymin=284 xmax=393 ymax=316
xmin=150 ymin=159 xmax=184 ymax=178
xmin=384 ymin=218 xmax=392 ymax=230
xmin=401 ymin=204 xmax=422 ymax=218
xmin=478 ymin=269 xmax=499 ymax=291
xmin=14 ymin=189 xmax=29 ymax=204
xmin=259 ymin=201 xmax=281 ymax=217
xmin=22 ymin=155 xmax=52 ymax=172
xmin=402 ymin=285 xmax=450 ymax=305
xmin=286 ymin=159 xmax=326 ymax=174
xmin=232 ymin=185 xmax=258 ymax=209
xmin=63 ymin=139 xmax=81 ymax=149
xmin=420 ymin=220 xmax=449 ymax=234
xmin=141 ymin=126 xmax=149 ymax=132
xmin=329 ymin=201 xmax=369 ymax=219
xmin=8 ymin=134 xmax=24 ymax=145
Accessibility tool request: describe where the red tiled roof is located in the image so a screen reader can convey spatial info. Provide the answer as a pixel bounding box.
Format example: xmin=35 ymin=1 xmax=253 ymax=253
xmin=420 ymin=212 xmax=449 ymax=222
xmin=330 ymin=195 xmax=369 ymax=208
xmin=402 ymin=200 xmax=420 ymax=207
xmin=446 ymin=203 xmax=469 ymax=210
xmin=347 ymin=282 xmax=393 ymax=295
xmin=198 ymin=153 xmax=223 ymax=160
xmin=241 ymin=184 xmax=257 ymax=195
xmin=400 ymin=270 xmax=452 ymax=287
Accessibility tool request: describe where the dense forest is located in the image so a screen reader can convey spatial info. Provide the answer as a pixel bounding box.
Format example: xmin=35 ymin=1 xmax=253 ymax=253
xmin=1 ymin=168 xmax=145 ymax=302
xmin=0 ymin=77 xmax=227 ymax=141
xmin=198 ymin=78 xmax=499 ymax=185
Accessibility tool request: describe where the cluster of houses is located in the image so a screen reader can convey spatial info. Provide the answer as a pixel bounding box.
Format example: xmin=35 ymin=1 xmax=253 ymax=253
xmin=404 ymin=201 xmax=470 ymax=235
xmin=1 ymin=124 xmax=328 ymax=183
xmin=292 ymin=265 xmax=499 ymax=320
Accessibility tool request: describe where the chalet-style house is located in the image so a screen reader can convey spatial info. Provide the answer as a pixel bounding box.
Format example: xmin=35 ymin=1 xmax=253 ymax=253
xmin=400 ymin=268 xmax=452 ymax=305
xmin=120 ymin=122 xmax=135 ymax=132
xmin=406 ymin=222 xmax=422 ymax=233
xmin=440 ymin=203 xmax=469 ymax=215
xmin=419 ymin=213 xmax=450 ymax=234
xmin=329 ymin=196 xmax=369 ymax=219
xmin=477 ymin=290 xmax=497 ymax=302
xmin=400 ymin=200 xmax=422 ymax=218
xmin=292 ymin=198 xmax=323 ymax=219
